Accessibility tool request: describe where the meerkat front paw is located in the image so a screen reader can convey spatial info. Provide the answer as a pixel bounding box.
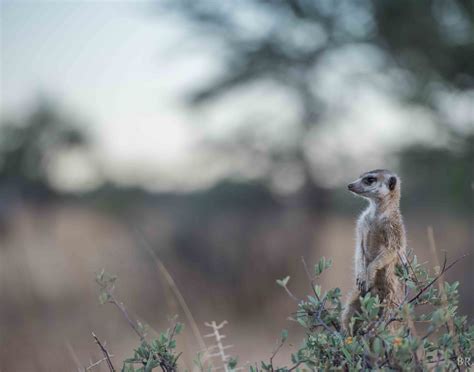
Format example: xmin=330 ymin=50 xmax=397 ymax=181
xmin=365 ymin=269 xmax=376 ymax=291
xmin=356 ymin=275 xmax=368 ymax=293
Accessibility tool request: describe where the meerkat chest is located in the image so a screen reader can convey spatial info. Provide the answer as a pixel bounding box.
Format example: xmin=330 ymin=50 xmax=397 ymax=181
xmin=360 ymin=218 xmax=386 ymax=261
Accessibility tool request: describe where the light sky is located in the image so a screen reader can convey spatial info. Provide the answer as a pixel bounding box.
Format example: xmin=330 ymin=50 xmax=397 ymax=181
xmin=1 ymin=1 xmax=470 ymax=192
xmin=1 ymin=1 xmax=222 ymax=190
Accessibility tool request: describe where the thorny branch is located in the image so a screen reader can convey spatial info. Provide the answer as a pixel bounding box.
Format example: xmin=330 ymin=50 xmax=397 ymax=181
xmin=381 ymin=250 xmax=469 ymax=334
xmin=92 ymin=332 xmax=116 ymax=372
xmin=408 ymin=252 xmax=471 ymax=305
xmin=302 ymin=256 xmax=320 ymax=301
xmin=96 ymin=271 xmax=146 ymax=341
xmin=86 ymin=355 xmax=115 ymax=371
xmin=302 ymin=256 xmax=341 ymax=332
xmin=266 ymin=334 xmax=308 ymax=372
xmin=268 ymin=338 xmax=285 ymax=370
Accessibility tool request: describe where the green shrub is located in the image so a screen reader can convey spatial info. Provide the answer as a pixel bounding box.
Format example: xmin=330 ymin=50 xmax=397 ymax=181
xmin=92 ymin=253 xmax=473 ymax=371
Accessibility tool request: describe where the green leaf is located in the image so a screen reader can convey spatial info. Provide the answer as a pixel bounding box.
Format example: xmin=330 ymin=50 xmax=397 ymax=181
xmin=227 ymin=357 xmax=238 ymax=370
xmin=326 ymin=258 xmax=332 ymax=269
xmin=314 ymin=256 xmax=332 ymax=277
xmin=99 ymin=291 xmax=109 ymax=304
xmin=276 ymin=276 xmax=290 ymax=287
xmin=123 ymin=358 xmax=141 ymax=363
xmin=291 ymin=353 xmax=299 ymax=364
xmin=314 ymin=284 xmax=321 ymax=298
xmin=144 ymin=354 xmax=156 ymax=372
xmin=122 ymin=363 xmax=135 ymax=372
xmin=297 ymin=317 xmax=306 ymax=328
xmin=135 ymin=343 xmax=149 ymax=359
xmin=281 ymin=329 xmax=288 ymax=342
xmin=431 ymin=308 xmax=445 ymax=326
xmin=314 ymin=257 xmax=324 ymax=276
xmin=174 ymin=322 xmax=184 ymax=335
xmin=373 ymin=338 xmax=383 ymax=355
xmin=151 ymin=339 xmax=159 ymax=351
xmin=341 ymin=347 xmax=352 ymax=362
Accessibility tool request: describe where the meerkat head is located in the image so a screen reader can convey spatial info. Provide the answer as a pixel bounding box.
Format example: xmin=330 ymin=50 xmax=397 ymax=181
xmin=347 ymin=169 xmax=400 ymax=202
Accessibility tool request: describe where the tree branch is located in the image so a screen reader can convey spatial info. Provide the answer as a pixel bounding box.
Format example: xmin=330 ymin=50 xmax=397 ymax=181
xmin=408 ymin=252 xmax=470 ymax=304
xmin=92 ymin=332 xmax=115 ymax=372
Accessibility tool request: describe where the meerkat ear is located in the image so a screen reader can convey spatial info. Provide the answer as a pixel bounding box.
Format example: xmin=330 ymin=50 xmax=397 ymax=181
xmin=388 ymin=176 xmax=397 ymax=191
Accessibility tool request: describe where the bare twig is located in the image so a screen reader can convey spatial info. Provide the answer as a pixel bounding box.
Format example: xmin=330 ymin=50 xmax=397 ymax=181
xmin=86 ymin=355 xmax=115 ymax=371
xmin=288 ymin=360 xmax=306 ymax=371
xmin=269 ymin=337 xmax=285 ymax=371
xmin=302 ymin=256 xmax=321 ymax=301
xmin=309 ymin=294 xmax=340 ymax=337
xmin=383 ymin=249 xmax=469 ymax=334
xmin=92 ymin=333 xmax=115 ymax=372
xmin=408 ymin=252 xmax=470 ymax=304
xmin=301 ymin=256 xmax=340 ymax=332
xmin=282 ymin=284 xmax=300 ymax=302
xmin=204 ymin=321 xmax=242 ymax=371
xmin=96 ymin=270 xmax=146 ymax=341
xmin=427 ymin=227 xmax=461 ymax=360
xmin=107 ymin=290 xmax=145 ymax=341
xmin=398 ymin=251 xmax=419 ymax=285
xmin=404 ymin=305 xmax=425 ymax=365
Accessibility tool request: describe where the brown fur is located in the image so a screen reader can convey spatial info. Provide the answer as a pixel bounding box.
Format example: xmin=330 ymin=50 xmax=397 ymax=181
xmin=342 ymin=169 xmax=406 ymax=334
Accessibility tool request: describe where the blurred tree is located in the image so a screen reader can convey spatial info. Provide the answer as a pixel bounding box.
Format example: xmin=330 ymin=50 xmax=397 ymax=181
xmin=398 ymin=133 xmax=474 ymax=215
xmin=163 ymin=0 xmax=474 ymax=210
xmin=0 ymin=99 xmax=88 ymax=199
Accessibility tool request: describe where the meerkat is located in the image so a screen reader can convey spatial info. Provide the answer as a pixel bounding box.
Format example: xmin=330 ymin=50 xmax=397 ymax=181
xmin=341 ymin=169 xmax=406 ymax=334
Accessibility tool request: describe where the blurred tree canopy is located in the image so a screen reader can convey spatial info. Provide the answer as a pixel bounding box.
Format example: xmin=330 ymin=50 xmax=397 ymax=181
xmin=1 ymin=1 xmax=472 ymax=215
xmin=399 ymin=133 xmax=473 ymax=215
xmin=163 ymin=0 xmax=474 ymax=209
xmin=0 ymin=100 xmax=88 ymax=199
xmin=168 ymin=0 xmax=473 ymax=100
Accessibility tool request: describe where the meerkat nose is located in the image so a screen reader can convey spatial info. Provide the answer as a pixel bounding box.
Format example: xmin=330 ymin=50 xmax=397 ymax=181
xmin=348 ymin=183 xmax=355 ymax=190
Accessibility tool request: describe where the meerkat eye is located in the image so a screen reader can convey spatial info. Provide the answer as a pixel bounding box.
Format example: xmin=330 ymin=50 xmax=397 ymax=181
xmin=364 ymin=176 xmax=376 ymax=185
